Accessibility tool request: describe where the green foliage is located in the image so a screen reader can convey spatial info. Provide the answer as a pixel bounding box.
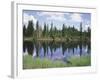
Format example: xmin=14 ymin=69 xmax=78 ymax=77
xmin=23 ymin=21 xmax=91 ymax=42
xmin=68 ymin=55 xmax=91 ymax=66
xmin=80 ymin=22 xmax=82 ymax=40
xmin=26 ymin=20 xmax=34 ymax=37
xmin=23 ymin=21 xmax=91 ymax=69
xmin=62 ymin=24 xmax=66 ymax=37
xmin=36 ymin=21 xmax=39 ymax=38
xmin=87 ymin=27 xmax=91 ymax=37
xmin=23 ymin=25 xmax=26 ymax=37
xmin=23 ymin=55 xmax=91 ymax=69
xmin=50 ymin=23 xmax=53 ymax=37
xmin=23 ymin=55 xmax=66 ymax=69
xmin=42 ymin=23 xmax=47 ymax=36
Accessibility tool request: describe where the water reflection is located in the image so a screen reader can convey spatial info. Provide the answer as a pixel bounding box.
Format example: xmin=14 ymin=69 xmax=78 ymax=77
xmin=23 ymin=41 xmax=91 ymax=61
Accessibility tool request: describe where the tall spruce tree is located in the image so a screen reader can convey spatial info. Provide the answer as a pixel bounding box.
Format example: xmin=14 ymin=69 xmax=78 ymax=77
xmin=26 ymin=20 xmax=34 ymax=37
xmin=87 ymin=27 xmax=91 ymax=37
xmin=50 ymin=23 xmax=53 ymax=37
xmin=23 ymin=25 xmax=26 ymax=37
xmin=43 ymin=23 xmax=47 ymax=37
xmin=62 ymin=24 xmax=66 ymax=37
xmin=36 ymin=21 xmax=39 ymax=38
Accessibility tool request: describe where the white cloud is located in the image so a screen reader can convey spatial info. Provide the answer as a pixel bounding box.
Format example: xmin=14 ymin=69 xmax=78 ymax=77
xmin=37 ymin=12 xmax=66 ymax=22
xmin=38 ymin=12 xmax=64 ymax=16
xmin=82 ymin=20 xmax=91 ymax=31
xmin=38 ymin=12 xmax=83 ymax=22
xmin=70 ymin=13 xmax=83 ymax=22
xmin=23 ymin=13 xmax=37 ymax=28
xmin=47 ymin=15 xmax=66 ymax=21
xmin=84 ymin=24 xmax=90 ymax=31
xmin=37 ymin=12 xmax=51 ymax=16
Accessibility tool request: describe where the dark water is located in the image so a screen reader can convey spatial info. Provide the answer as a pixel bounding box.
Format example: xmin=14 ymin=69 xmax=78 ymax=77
xmin=23 ymin=41 xmax=91 ymax=61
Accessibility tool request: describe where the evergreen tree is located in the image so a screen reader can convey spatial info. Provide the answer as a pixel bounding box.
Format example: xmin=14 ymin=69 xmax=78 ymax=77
xmin=54 ymin=26 xmax=57 ymax=37
xmin=80 ymin=22 xmax=82 ymax=41
xmin=36 ymin=21 xmax=39 ymax=38
xmin=87 ymin=27 xmax=91 ymax=37
xmin=46 ymin=24 xmax=49 ymax=37
xmin=43 ymin=23 xmax=47 ymax=36
xmin=62 ymin=24 xmax=66 ymax=37
xmin=23 ymin=25 xmax=26 ymax=37
xmin=50 ymin=23 xmax=53 ymax=37
xmin=26 ymin=20 xmax=34 ymax=37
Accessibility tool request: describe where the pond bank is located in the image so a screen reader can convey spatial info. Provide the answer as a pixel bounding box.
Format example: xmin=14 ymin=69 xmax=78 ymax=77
xmin=24 ymin=37 xmax=90 ymax=43
xmin=23 ymin=55 xmax=91 ymax=69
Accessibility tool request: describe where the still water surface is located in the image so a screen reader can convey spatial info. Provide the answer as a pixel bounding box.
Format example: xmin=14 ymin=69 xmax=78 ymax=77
xmin=23 ymin=41 xmax=91 ymax=62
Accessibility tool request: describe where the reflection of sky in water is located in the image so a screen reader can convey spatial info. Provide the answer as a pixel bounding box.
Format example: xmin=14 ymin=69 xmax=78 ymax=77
xmin=23 ymin=42 xmax=91 ymax=62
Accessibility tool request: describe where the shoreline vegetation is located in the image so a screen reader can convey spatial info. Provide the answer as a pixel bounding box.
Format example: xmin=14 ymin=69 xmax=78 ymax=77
xmin=23 ymin=20 xmax=91 ymax=68
xmin=23 ymin=55 xmax=91 ymax=69
xmin=23 ymin=37 xmax=90 ymax=42
xmin=23 ymin=21 xmax=91 ymax=43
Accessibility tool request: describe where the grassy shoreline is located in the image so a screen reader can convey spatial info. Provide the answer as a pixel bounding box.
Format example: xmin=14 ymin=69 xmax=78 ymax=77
xmin=24 ymin=37 xmax=90 ymax=43
xmin=23 ymin=55 xmax=91 ymax=69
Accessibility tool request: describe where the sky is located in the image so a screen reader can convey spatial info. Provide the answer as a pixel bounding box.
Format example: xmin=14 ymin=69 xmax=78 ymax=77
xmin=23 ymin=10 xmax=91 ymax=31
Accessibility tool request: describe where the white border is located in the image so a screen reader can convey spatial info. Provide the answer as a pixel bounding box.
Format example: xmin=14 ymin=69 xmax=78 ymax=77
xmin=11 ymin=2 xmax=97 ymax=79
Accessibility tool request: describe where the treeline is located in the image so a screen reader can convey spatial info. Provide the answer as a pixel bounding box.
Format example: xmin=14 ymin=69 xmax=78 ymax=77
xmin=23 ymin=20 xmax=91 ymax=42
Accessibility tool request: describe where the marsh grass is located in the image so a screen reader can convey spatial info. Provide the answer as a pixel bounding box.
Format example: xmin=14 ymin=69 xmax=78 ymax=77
xmin=23 ymin=55 xmax=66 ymax=69
xmin=23 ymin=55 xmax=91 ymax=69
xmin=67 ymin=55 xmax=91 ymax=66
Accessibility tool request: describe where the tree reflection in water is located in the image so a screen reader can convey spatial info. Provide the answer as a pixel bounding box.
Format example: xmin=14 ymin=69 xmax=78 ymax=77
xmin=23 ymin=41 xmax=91 ymax=60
